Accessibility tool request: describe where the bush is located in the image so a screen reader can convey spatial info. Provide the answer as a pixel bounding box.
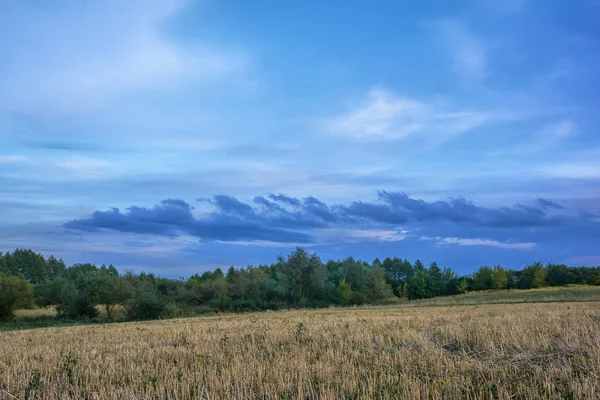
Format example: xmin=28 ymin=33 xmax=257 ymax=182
xmin=125 ymin=283 xmax=174 ymax=320
xmin=58 ymin=291 xmax=99 ymax=320
xmin=0 ymin=274 xmax=34 ymax=322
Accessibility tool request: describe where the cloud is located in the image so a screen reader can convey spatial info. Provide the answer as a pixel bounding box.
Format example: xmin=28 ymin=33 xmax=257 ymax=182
xmin=268 ymin=193 xmax=301 ymax=207
xmin=425 ymin=236 xmax=536 ymax=249
xmin=541 ymin=162 xmax=600 ymax=180
xmin=64 ymin=192 xmax=580 ymax=246
xmin=0 ymin=154 xmax=115 ymax=181
xmin=489 ymin=119 xmax=576 ymax=157
xmin=536 ymin=198 xmax=564 ymax=210
xmin=547 ymin=120 xmax=575 ymax=140
xmin=429 ymin=19 xmax=488 ymax=82
xmin=56 ymin=156 xmax=114 ymax=177
xmin=0 ymin=156 xmax=28 ymax=164
xmin=357 ymin=191 xmax=563 ymax=228
xmin=0 ymin=0 xmax=245 ymax=113
xmin=65 ymin=199 xmax=313 ymax=243
xmin=324 ymin=87 xmax=489 ymax=141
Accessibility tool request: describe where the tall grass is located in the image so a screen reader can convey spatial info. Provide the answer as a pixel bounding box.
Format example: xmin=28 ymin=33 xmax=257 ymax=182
xmin=1 ymin=301 xmax=599 ymax=399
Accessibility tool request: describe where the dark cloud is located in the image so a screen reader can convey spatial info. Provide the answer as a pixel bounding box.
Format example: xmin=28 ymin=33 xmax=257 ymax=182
xmin=268 ymin=193 xmax=301 ymax=207
xmin=536 ymin=198 xmax=564 ymax=210
xmin=65 ymin=192 xmax=582 ymax=244
xmin=212 ymin=195 xmax=254 ymax=216
xmin=25 ymin=140 xmax=99 ymax=152
xmin=370 ymin=191 xmax=562 ymax=227
xmin=66 ymin=198 xmax=312 ymax=243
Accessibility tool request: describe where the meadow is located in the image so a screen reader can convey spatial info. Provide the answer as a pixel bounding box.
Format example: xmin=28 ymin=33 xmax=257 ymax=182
xmin=1 ymin=300 xmax=599 ymax=399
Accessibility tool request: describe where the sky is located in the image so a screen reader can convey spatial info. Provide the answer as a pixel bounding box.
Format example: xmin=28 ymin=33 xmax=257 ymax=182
xmin=1 ymin=0 xmax=599 ymax=276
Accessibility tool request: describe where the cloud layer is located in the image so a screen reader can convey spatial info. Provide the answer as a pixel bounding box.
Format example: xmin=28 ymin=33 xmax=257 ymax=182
xmin=65 ymin=191 xmax=590 ymax=248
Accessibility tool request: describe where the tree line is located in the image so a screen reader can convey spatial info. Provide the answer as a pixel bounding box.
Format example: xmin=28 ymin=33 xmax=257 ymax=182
xmin=1 ymin=248 xmax=600 ymax=322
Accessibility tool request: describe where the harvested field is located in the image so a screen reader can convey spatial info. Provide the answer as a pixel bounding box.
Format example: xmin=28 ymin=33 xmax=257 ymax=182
xmin=1 ymin=302 xmax=599 ymax=399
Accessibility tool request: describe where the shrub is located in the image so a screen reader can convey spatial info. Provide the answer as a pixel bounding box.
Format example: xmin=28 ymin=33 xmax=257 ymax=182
xmin=125 ymin=283 xmax=174 ymax=320
xmin=0 ymin=274 xmax=34 ymax=322
xmin=58 ymin=290 xmax=99 ymax=320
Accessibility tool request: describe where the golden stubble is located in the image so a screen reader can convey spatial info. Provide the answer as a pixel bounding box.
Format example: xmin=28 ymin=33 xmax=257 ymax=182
xmin=1 ymin=302 xmax=599 ymax=399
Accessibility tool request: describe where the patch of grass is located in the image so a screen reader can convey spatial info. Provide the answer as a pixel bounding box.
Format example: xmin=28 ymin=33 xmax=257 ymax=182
xmin=402 ymin=285 xmax=600 ymax=307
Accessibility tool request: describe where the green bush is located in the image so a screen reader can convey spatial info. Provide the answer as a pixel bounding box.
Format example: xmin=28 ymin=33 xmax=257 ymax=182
xmin=0 ymin=274 xmax=34 ymax=322
xmin=125 ymin=283 xmax=174 ymax=320
xmin=58 ymin=291 xmax=99 ymax=320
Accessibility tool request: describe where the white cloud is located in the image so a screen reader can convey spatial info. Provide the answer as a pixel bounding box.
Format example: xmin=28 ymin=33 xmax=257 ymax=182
xmin=344 ymin=229 xmax=408 ymax=242
xmin=0 ymin=0 xmax=245 ymax=113
xmin=324 ymin=87 xmax=489 ymax=141
xmin=0 ymin=156 xmax=29 ymax=164
xmin=55 ymin=156 xmax=114 ymax=177
xmin=541 ymin=162 xmax=600 ymax=180
xmin=422 ymin=236 xmax=536 ymax=249
xmin=315 ymin=228 xmax=408 ymax=243
xmin=429 ymin=19 xmax=488 ymax=82
xmin=542 ymin=119 xmax=575 ymax=141
xmin=0 ymin=155 xmax=115 ymax=180
xmin=489 ymin=119 xmax=575 ymax=156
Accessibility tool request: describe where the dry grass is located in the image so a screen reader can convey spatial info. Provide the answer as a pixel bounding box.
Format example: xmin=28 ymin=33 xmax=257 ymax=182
xmin=1 ymin=302 xmax=599 ymax=399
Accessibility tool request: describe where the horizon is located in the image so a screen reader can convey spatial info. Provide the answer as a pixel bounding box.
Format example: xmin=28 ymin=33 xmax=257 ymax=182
xmin=1 ymin=0 xmax=599 ymax=276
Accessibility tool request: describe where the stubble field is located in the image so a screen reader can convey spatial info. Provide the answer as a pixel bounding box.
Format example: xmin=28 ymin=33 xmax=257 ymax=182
xmin=1 ymin=302 xmax=599 ymax=399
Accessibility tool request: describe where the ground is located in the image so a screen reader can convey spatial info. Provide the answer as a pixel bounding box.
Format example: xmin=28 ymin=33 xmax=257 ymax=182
xmin=1 ymin=290 xmax=599 ymax=399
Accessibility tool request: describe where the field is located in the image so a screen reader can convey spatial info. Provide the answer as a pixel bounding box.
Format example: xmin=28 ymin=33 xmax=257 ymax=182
xmin=403 ymin=285 xmax=600 ymax=307
xmin=1 ymin=299 xmax=600 ymax=399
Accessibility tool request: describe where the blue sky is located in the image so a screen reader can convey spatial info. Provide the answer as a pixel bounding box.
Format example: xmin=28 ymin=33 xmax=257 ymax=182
xmin=1 ymin=0 xmax=599 ymax=276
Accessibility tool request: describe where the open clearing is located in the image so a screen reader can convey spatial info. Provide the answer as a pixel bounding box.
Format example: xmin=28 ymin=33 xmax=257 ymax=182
xmin=1 ymin=301 xmax=600 ymax=399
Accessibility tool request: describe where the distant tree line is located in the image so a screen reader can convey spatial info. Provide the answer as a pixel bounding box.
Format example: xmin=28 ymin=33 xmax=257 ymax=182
xmin=1 ymin=248 xmax=599 ymax=322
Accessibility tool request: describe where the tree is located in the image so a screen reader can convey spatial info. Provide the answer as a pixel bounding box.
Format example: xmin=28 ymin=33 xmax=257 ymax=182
xmin=2 ymin=249 xmax=49 ymax=284
xmin=491 ymin=265 xmax=508 ymax=290
xmin=427 ymin=262 xmax=444 ymax=297
xmin=382 ymin=258 xmax=413 ymax=297
xmin=519 ymin=262 xmax=548 ymax=289
xmin=457 ymin=277 xmax=469 ymax=294
xmin=336 ymin=278 xmax=352 ymax=306
xmin=0 ymin=274 xmax=34 ymax=322
xmin=472 ymin=266 xmax=494 ymax=291
xmin=94 ymin=273 xmax=131 ymax=320
xmin=33 ymin=277 xmax=71 ymax=308
xmin=277 ymin=248 xmax=324 ymax=305
xmin=366 ymin=267 xmax=392 ymax=302
xmin=46 ymin=256 xmax=68 ymax=279
xmin=408 ymin=268 xmax=428 ymax=299
xmin=125 ymin=282 xmax=173 ymax=320
xmin=547 ymin=264 xmax=570 ymax=286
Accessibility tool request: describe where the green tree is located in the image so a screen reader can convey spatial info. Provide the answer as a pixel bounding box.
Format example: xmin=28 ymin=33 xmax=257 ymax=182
xmin=3 ymin=249 xmax=49 ymax=283
xmin=457 ymin=277 xmax=469 ymax=294
xmin=366 ymin=267 xmax=392 ymax=302
xmin=519 ymin=262 xmax=548 ymax=289
xmin=547 ymin=264 xmax=570 ymax=286
xmin=33 ymin=277 xmax=71 ymax=308
xmin=336 ymin=278 xmax=352 ymax=306
xmin=0 ymin=274 xmax=34 ymax=322
xmin=277 ymin=248 xmax=324 ymax=305
xmin=408 ymin=268 xmax=428 ymax=299
xmin=94 ymin=273 xmax=132 ymax=320
xmin=472 ymin=266 xmax=494 ymax=291
xmin=491 ymin=265 xmax=508 ymax=290
xmin=46 ymin=256 xmax=68 ymax=279
xmin=427 ymin=262 xmax=444 ymax=297
xmin=125 ymin=281 xmax=173 ymax=320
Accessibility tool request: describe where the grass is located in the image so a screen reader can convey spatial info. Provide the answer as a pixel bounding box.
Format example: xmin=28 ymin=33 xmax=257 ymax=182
xmin=1 ymin=300 xmax=599 ymax=399
xmin=403 ymin=285 xmax=600 ymax=307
